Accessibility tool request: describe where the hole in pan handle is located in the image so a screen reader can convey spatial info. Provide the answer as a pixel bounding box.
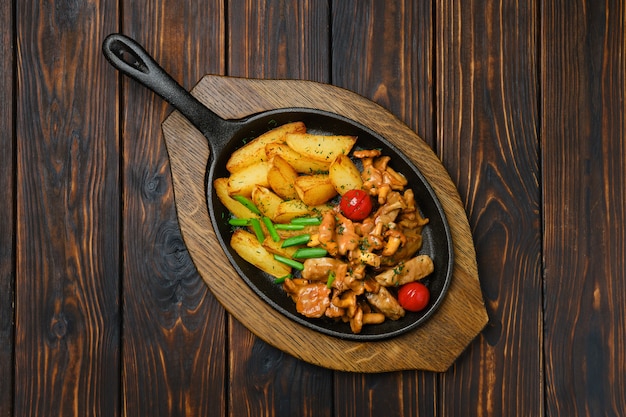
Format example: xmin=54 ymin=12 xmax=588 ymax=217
xmin=101 ymin=33 xmax=228 ymax=153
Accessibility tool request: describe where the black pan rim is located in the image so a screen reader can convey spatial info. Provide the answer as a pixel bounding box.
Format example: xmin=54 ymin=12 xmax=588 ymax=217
xmin=205 ymin=107 xmax=454 ymax=342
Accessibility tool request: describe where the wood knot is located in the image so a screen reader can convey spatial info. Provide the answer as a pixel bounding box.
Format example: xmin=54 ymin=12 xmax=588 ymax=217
xmin=50 ymin=314 xmax=69 ymax=339
xmin=142 ymin=172 xmax=166 ymax=200
xmin=152 ymin=220 xmax=202 ymax=307
xmin=248 ymin=340 xmax=284 ymax=376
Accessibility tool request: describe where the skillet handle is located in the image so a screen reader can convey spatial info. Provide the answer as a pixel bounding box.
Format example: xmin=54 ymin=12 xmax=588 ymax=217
xmin=102 ymin=33 xmax=226 ymax=146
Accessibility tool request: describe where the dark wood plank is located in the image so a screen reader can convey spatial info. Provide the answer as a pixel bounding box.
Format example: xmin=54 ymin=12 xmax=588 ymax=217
xmin=436 ymin=0 xmax=542 ymax=415
xmin=0 ymin=0 xmax=14 ymax=415
xmin=229 ymin=321 xmax=333 ymax=417
xmin=119 ymin=2 xmax=228 ymax=416
xmin=332 ymin=0 xmax=435 ymax=147
xmin=333 ymin=372 xmax=436 ymax=417
xmin=14 ymin=0 xmax=121 ymax=415
xmin=542 ymin=1 xmax=626 ymax=415
xmin=331 ymin=1 xmax=438 ymax=416
xmin=227 ymin=0 xmax=331 ymax=81
xmin=437 ymin=0 xmax=543 ymax=413
xmin=226 ymin=2 xmax=334 ymax=416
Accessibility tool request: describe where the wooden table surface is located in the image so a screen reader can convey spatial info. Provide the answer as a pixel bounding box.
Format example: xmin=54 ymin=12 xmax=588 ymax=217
xmin=2 ymin=0 xmax=624 ymax=416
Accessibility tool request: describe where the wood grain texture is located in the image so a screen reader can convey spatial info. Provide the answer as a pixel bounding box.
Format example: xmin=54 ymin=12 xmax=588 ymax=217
xmin=229 ymin=320 xmax=333 ymax=417
xmin=436 ymin=0 xmax=542 ymax=415
xmin=228 ymin=0 xmax=330 ymax=81
xmin=14 ymin=0 xmax=121 ymax=415
xmin=0 ymin=0 xmax=14 ymax=415
xmin=331 ymin=1 xmax=439 ymax=415
xmin=162 ymin=75 xmax=486 ymax=374
xmin=332 ymin=0 xmax=435 ymax=146
xmin=542 ymin=1 xmax=626 ymax=415
xmin=333 ymin=372 xmax=437 ymax=417
xmin=119 ymin=1 xmax=228 ymax=416
xmin=226 ymin=2 xmax=334 ymax=416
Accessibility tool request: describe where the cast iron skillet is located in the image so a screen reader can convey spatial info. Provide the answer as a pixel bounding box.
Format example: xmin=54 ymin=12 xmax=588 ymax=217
xmin=102 ymin=33 xmax=454 ymax=341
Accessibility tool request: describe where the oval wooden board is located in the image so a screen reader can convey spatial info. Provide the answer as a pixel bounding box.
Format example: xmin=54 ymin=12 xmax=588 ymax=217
xmin=161 ymin=75 xmax=488 ymax=373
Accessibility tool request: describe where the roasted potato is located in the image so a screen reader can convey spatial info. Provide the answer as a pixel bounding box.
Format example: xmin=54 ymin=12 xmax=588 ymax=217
xmin=294 ymin=174 xmax=337 ymax=206
xmin=329 ymin=154 xmax=363 ymax=195
xmin=310 ymin=203 xmax=335 ymax=215
xmin=226 ymin=121 xmax=306 ymax=173
xmin=262 ymin=238 xmax=299 ymax=258
xmin=265 ymin=142 xmax=330 ymax=174
xmin=227 ymin=161 xmax=271 ymax=197
xmin=272 ymin=199 xmax=312 ymax=223
xmin=266 ymin=155 xmax=299 ymax=200
xmin=251 ymin=185 xmax=284 ymax=219
xmin=284 ymin=133 xmax=356 ymax=163
xmin=214 ymin=177 xmax=259 ymax=219
xmin=230 ymin=229 xmax=291 ymax=278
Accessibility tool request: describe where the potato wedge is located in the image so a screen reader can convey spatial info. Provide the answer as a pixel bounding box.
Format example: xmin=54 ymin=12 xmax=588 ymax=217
xmin=227 ymin=161 xmax=271 ymax=197
xmin=230 ymin=229 xmax=291 ymax=278
xmin=267 ymin=155 xmax=299 ymax=200
xmin=285 ymin=133 xmax=356 ymax=163
xmin=226 ymin=121 xmax=306 ymax=173
xmin=294 ymin=174 xmax=337 ymax=206
xmin=329 ymin=154 xmax=363 ymax=195
xmin=310 ymin=203 xmax=335 ymax=215
xmin=265 ymin=142 xmax=330 ymax=174
xmin=214 ymin=177 xmax=259 ymax=219
xmin=262 ymin=238 xmax=299 ymax=258
xmin=272 ymin=199 xmax=312 ymax=223
xmin=251 ymin=185 xmax=283 ymax=219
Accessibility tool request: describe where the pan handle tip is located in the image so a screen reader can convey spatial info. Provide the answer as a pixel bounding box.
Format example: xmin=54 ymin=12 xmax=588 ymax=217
xmin=102 ymin=33 xmax=154 ymax=80
xmin=102 ymin=33 xmax=227 ymax=148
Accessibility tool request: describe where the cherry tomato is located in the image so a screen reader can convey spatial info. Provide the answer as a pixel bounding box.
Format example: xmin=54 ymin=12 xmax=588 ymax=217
xmin=397 ymin=282 xmax=430 ymax=312
xmin=339 ymin=189 xmax=373 ymax=221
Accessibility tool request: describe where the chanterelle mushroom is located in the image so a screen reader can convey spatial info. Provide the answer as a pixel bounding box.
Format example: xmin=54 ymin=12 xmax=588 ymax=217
xmin=374 ymin=254 xmax=434 ymax=287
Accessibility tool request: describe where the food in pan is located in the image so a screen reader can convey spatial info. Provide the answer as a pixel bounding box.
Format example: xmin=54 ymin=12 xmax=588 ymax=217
xmin=214 ymin=122 xmax=434 ymax=334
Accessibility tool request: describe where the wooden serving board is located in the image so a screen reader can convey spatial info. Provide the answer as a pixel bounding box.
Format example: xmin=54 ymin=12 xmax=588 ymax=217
xmin=162 ymin=75 xmax=488 ymax=373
